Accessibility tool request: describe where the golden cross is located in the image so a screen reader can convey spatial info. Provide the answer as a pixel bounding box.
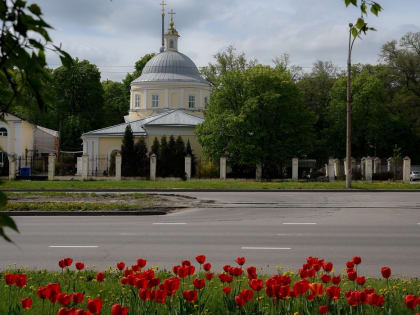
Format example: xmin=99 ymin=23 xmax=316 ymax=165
xmin=160 ymin=0 xmax=167 ymax=15
xmin=169 ymin=9 xmax=176 ymax=22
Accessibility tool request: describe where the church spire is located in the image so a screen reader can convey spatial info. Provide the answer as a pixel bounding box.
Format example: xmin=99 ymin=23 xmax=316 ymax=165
xmin=164 ymin=9 xmax=180 ymax=52
xmin=160 ymin=1 xmax=167 ymax=53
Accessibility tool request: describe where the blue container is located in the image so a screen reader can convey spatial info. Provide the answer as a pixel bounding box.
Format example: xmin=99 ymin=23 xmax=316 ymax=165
xmin=19 ymin=167 xmax=31 ymax=177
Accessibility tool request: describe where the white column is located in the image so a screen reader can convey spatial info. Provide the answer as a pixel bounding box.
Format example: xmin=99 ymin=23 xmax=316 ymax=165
xmin=8 ymin=155 xmax=16 ymax=180
xmin=256 ymin=163 xmax=262 ymax=181
xmin=220 ymin=157 xmax=226 ymax=180
xmin=185 ymin=155 xmax=191 ymax=180
xmin=150 ymin=153 xmax=157 ymax=181
xmin=165 ymin=88 xmax=169 ymax=108
xmin=374 ymin=158 xmax=381 ymax=174
xmin=14 ymin=122 xmax=22 ymax=156
xmin=334 ymin=159 xmax=342 ymax=177
xmin=328 ymin=158 xmax=335 ymax=181
xmin=292 ymin=158 xmax=298 ymax=180
xmin=115 ymin=153 xmax=122 ymax=180
xmin=180 ymin=88 xmax=184 ymax=108
xmin=387 ymin=158 xmax=393 ymax=172
xmin=82 ymin=154 xmax=89 ymax=180
xmin=48 ymin=153 xmax=56 ymax=181
xmin=403 ymin=156 xmax=411 ymax=183
xmin=365 ymin=156 xmax=373 ymax=182
xmin=144 ymin=89 xmax=148 ymax=109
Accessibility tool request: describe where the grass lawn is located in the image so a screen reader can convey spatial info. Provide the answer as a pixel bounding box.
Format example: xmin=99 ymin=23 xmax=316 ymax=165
xmin=1 ymin=179 xmax=420 ymax=190
xmin=1 ymin=260 xmax=419 ymax=314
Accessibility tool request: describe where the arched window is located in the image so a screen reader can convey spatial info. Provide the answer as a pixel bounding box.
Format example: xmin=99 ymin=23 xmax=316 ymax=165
xmin=170 ymin=40 xmax=174 ymax=48
xmin=135 ymin=94 xmax=140 ymax=108
xmin=0 ymin=128 xmax=7 ymax=136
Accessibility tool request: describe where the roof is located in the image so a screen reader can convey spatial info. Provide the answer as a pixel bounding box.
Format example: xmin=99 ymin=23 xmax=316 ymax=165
xmin=36 ymin=125 xmax=59 ymax=137
xmin=82 ymin=109 xmax=204 ymax=137
xmin=132 ymin=51 xmax=208 ymax=85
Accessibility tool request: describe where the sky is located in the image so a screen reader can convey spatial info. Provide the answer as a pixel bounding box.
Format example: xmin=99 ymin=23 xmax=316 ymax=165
xmin=37 ymin=0 xmax=420 ymax=82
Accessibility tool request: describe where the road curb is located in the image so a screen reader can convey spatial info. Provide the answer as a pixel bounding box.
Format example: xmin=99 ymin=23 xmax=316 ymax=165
xmin=5 ymin=208 xmax=178 ymax=216
xmin=1 ymin=188 xmax=420 ymax=193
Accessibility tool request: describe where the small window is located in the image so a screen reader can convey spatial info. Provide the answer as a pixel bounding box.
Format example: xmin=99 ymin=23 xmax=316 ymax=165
xmin=152 ymin=95 xmax=159 ymax=108
xmin=135 ymin=95 xmax=140 ymax=108
xmin=188 ymin=95 xmax=195 ymax=108
xmin=0 ymin=128 xmax=7 ymax=136
xmin=204 ymin=96 xmax=209 ymax=109
xmin=170 ymin=40 xmax=174 ymax=48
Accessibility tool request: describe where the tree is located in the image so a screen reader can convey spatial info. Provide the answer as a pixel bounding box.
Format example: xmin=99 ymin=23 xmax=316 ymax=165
xmin=0 ymin=0 xmax=71 ymax=243
xmin=196 ymin=62 xmax=315 ymax=177
xmin=121 ymin=125 xmax=135 ymax=176
xmin=151 ymin=137 xmax=160 ymax=155
xmin=174 ymin=136 xmax=186 ymax=177
xmin=159 ymin=136 xmax=169 ymax=177
xmin=122 ymin=54 xmax=155 ymax=103
xmin=52 ymin=59 xmax=104 ymax=151
xmin=134 ymin=138 xmax=148 ymax=176
xmin=102 ymin=80 xmax=128 ymax=126
xmin=167 ymin=135 xmax=177 ymax=177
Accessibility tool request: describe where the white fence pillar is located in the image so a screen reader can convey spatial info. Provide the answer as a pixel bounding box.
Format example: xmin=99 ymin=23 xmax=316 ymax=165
xmin=115 ymin=153 xmax=122 ymax=180
xmin=82 ymin=154 xmax=89 ymax=180
xmin=150 ymin=154 xmax=157 ymax=181
xmin=48 ymin=153 xmax=56 ymax=181
xmin=365 ymin=156 xmax=373 ymax=182
xmin=220 ymin=157 xmax=226 ymax=180
xmin=403 ymin=156 xmax=411 ymax=183
xmin=328 ymin=158 xmax=335 ymax=181
xmin=374 ymin=157 xmax=381 ymax=174
xmin=8 ymin=156 xmax=16 ymax=180
xmin=387 ymin=157 xmax=393 ymax=172
xmin=185 ymin=155 xmax=191 ymax=180
xmin=292 ymin=158 xmax=298 ymax=180
xmin=361 ymin=157 xmax=366 ymax=179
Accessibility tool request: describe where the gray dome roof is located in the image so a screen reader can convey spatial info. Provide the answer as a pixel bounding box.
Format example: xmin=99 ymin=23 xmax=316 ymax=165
xmin=132 ymin=51 xmax=208 ymax=85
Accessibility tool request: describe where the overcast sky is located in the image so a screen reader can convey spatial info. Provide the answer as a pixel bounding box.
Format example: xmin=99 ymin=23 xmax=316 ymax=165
xmin=38 ymin=0 xmax=420 ymax=82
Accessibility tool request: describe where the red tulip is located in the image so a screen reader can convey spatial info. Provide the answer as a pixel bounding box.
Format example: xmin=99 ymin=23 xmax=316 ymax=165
xmin=247 ymin=266 xmax=257 ymax=279
xmin=326 ymin=286 xmax=341 ymax=300
xmin=236 ymin=257 xmax=245 ymax=266
xmin=37 ymin=286 xmax=51 ymax=299
xmin=319 ymin=305 xmax=329 ymax=314
xmin=321 ymin=274 xmax=331 ymax=284
xmin=187 ymin=265 xmax=195 ymax=276
xmin=346 ymin=261 xmax=355 ymax=269
xmin=5 ymin=273 xmax=17 ymax=285
xmin=306 ymin=293 xmax=315 ymax=301
xmin=193 ymin=278 xmax=205 ymax=290
xmin=347 ymin=271 xmax=357 ymax=281
xmin=404 ymin=295 xmax=417 ymax=309
xmin=152 ymin=289 xmax=167 ymax=304
xmin=16 ymin=274 xmax=27 ymax=288
xmin=353 ymin=256 xmax=362 ymax=265
xmin=177 ymin=266 xmax=188 ymax=278
xmin=310 ymin=283 xmax=324 ymax=297
xmin=64 ymin=257 xmax=73 ymax=267
xmin=235 ymin=295 xmax=246 ymax=306
xmin=249 ymin=278 xmax=263 ymax=291
xmin=57 ymin=307 xmax=69 ymax=315
xmin=137 ymin=258 xmax=147 ymax=268
xmin=58 ymin=260 xmax=66 ymax=269
xmin=183 ymin=290 xmax=198 ymax=303
xmin=139 ymin=288 xmax=151 ymax=301
xmin=223 ymin=265 xmax=231 ymax=272
xmin=223 ymin=287 xmax=231 ymax=294
xmin=205 ymin=272 xmax=214 ymax=281
xmin=163 ymin=277 xmax=180 ymax=294
xmin=96 ymin=272 xmax=105 ymax=282
xmin=381 ymin=267 xmax=391 ymax=279
xmin=332 ymin=275 xmax=341 ymax=285
xmin=75 ymin=262 xmax=85 ymax=271
xmin=72 ymin=292 xmax=84 ymax=304
xmin=195 ymin=255 xmax=206 ymax=264
xmin=356 ymin=276 xmax=366 ymax=286
xmin=111 ymin=304 xmax=129 ymax=315
xmin=58 ymin=293 xmax=71 ymax=307
xmin=181 ymin=260 xmax=191 ymax=267
xmin=323 ymin=262 xmax=333 ymax=272
xmin=241 ymin=289 xmax=254 ymax=301
xmin=203 ymin=263 xmax=211 ymax=271
xmin=293 ymin=280 xmax=310 ymax=296
xmin=116 ymin=262 xmax=125 ymax=270
xmin=87 ymin=298 xmax=102 ymax=313
xmin=21 ymin=298 xmax=32 ymax=310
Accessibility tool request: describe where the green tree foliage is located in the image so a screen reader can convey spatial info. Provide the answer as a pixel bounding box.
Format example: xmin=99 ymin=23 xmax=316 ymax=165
xmin=167 ymin=135 xmax=177 ymax=176
xmin=174 ymin=136 xmax=186 ymax=177
xmin=121 ymin=125 xmax=135 ymax=176
xmin=343 ymin=0 xmax=382 ymax=38
xmin=122 ymin=54 xmax=155 ymax=103
xmin=134 ymin=138 xmax=149 ymax=177
xmin=52 ymin=59 xmax=104 ymax=150
xmin=102 ymin=80 xmax=128 ymax=126
xmin=159 ymin=136 xmax=169 ymax=177
xmin=151 ymin=137 xmax=160 ymax=155
xmin=197 ymin=52 xmax=315 ymax=175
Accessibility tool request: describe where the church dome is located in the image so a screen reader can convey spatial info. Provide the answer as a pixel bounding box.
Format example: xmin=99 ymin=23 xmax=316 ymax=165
xmin=132 ymin=50 xmax=208 ymax=84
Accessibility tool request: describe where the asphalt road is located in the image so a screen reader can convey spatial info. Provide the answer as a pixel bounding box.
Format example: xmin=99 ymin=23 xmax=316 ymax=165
xmin=2 ymin=191 xmax=420 ymax=277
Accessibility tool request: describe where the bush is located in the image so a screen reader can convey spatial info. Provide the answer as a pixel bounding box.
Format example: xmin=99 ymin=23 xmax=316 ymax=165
xmin=197 ymin=158 xmax=219 ymax=178
xmin=373 ymin=172 xmax=394 ymax=181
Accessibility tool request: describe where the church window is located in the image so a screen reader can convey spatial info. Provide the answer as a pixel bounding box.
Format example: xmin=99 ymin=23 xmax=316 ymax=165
xmin=188 ymin=95 xmax=195 ymax=108
xmin=135 ymin=95 xmax=140 ymax=108
xmin=0 ymin=128 xmax=7 ymax=136
xmin=170 ymin=40 xmax=174 ymax=48
xmin=152 ymin=94 xmax=159 ymax=107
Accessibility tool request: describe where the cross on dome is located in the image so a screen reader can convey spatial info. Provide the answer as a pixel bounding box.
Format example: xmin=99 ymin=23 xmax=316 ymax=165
xmin=160 ymin=0 xmax=167 ymax=15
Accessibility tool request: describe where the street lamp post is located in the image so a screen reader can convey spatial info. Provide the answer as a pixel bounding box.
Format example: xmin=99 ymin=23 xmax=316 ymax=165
xmin=346 ymin=23 xmax=355 ymax=189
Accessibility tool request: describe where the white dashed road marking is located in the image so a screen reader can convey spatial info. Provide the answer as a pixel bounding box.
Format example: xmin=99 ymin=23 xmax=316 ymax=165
xmin=153 ymin=222 xmax=187 ymax=225
xmin=283 ymin=222 xmax=317 ymax=225
xmin=49 ymin=246 xmax=99 ymax=248
xmin=241 ymin=247 xmax=291 ymax=250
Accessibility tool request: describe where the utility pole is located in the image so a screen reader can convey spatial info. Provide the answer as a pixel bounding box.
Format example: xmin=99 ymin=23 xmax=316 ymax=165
xmin=346 ymin=23 xmax=353 ymax=189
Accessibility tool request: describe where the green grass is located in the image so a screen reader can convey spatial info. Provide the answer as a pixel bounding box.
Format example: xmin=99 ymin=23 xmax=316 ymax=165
xmin=1 ymin=266 xmax=419 ymax=314
xmin=1 ymin=201 xmax=146 ymax=212
xmin=1 ymin=179 xmax=419 ymax=190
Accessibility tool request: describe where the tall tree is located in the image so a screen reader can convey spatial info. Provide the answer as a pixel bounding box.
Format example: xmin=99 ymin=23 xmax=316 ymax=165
xmin=167 ymin=135 xmax=177 ymax=177
xmin=174 ymin=136 xmax=186 ymax=177
xmin=102 ymin=80 xmax=128 ymax=126
xmin=159 ymin=136 xmax=169 ymax=177
xmin=121 ymin=125 xmax=135 ymax=176
xmin=53 ymin=59 xmax=104 ymax=151
xmin=134 ymin=138 xmax=148 ymax=176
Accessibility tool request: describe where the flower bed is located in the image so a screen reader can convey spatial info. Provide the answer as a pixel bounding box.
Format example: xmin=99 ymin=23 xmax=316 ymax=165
xmin=1 ymin=255 xmax=419 ymax=314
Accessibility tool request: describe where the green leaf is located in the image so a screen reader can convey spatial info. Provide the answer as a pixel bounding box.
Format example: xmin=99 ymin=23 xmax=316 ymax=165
xmin=350 ymin=0 xmax=357 ymax=6
xmin=360 ymin=2 xmax=367 ymax=14
xmin=356 ymin=18 xmax=366 ymax=30
xmin=28 ymin=3 xmax=41 ymax=16
xmin=0 ymin=213 xmax=19 ymax=243
xmin=370 ymin=3 xmax=382 ymax=16
xmin=352 ymin=27 xmax=358 ymax=38
xmin=345 ymin=0 xmax=351 ymax=7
